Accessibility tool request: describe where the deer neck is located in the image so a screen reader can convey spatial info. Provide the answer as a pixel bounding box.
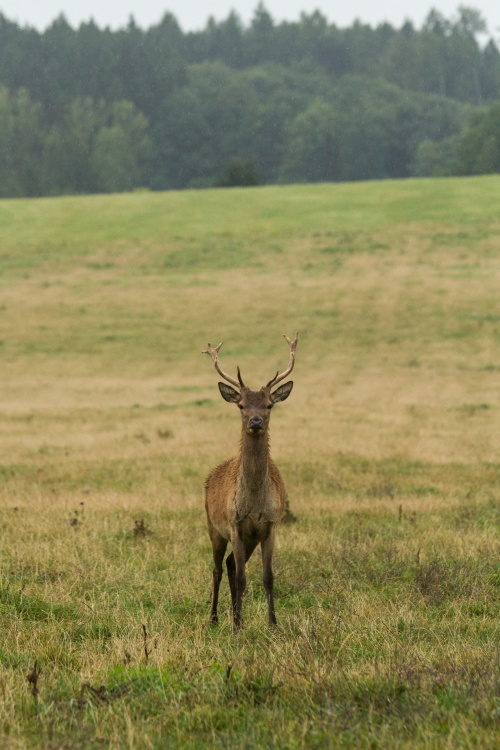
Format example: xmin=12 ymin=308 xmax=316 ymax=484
xmin=239 ymin=430 xmax=270 ymax=493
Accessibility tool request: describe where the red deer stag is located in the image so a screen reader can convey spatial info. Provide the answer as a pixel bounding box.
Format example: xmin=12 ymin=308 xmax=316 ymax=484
xmin=203 ymin=332 xmax=298 ymax=631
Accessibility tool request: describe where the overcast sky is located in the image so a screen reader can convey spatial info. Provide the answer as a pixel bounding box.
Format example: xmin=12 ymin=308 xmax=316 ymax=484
xmin=1 ymin=1 xmax=499 ymax=37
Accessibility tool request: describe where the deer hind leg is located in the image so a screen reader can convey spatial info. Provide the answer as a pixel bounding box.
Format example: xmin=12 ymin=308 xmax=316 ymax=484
xmin=261 ymin=528 xmax=277 ymax=626
xmin=209 ymin=531 xmax=228 ymax=624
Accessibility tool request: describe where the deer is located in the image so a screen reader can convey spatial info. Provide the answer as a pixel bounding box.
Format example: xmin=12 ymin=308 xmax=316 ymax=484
xmin=203 ymin=332 xmax=298 ymax=631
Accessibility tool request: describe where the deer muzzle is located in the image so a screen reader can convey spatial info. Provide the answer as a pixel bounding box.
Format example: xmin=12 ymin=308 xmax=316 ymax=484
xmin=247 ymin=416 xmax=265 ymax=435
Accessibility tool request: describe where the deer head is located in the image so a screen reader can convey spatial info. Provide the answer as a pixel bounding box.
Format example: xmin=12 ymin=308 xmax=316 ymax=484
xmin=203 ymin=333 xmax=298 ymax=437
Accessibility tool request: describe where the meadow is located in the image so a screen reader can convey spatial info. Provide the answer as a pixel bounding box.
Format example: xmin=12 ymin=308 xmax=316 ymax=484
xmin=0 ymin=177 xmax=499 ymax=749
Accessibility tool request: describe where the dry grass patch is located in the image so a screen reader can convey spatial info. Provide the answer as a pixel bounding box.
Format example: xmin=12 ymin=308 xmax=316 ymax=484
xmin=1 ymin=178 xmax=499 ymax=748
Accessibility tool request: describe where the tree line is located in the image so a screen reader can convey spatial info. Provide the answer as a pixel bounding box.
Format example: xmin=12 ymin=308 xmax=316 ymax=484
xmin=0 ymin=3 xmax=499 ymax=197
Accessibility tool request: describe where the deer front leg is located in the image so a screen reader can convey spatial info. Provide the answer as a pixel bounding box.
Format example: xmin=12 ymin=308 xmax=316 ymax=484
xmin=230 ymin=534 xmax=247 ymax=631
xmin=226 ymin=551 xmax=237 ymax=614
xmin=228 ymin=534 xmax=259 ymax=631
xmin=209 ymin=532 xmax=227 ymax=624
xmin=261 ymin=528 xmax=277 ymax=626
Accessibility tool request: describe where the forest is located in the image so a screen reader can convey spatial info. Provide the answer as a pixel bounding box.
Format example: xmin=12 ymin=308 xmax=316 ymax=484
xmin=0 ymin=3 xmax=500 ymax=196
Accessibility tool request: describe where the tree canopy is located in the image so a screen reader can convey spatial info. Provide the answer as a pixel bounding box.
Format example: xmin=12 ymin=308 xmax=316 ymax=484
xmin=0 ymin=4 xmax=498 ymax=196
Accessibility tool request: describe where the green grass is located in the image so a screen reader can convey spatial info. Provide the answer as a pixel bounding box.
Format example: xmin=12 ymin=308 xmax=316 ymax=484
xmin=0 ymin=176 xmax=499 ymax=748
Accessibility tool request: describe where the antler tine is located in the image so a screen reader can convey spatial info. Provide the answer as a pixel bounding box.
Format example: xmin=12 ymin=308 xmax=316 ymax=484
xmin=236 ymin=366 xmax=245 ymax=388
xmin=266 ymin=331 xmax=299 ymax=389
xmin=202 ymin=341 xmax=243 ymax=389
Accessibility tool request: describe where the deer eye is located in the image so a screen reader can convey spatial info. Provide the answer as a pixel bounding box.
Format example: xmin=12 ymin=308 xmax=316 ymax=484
xmin=267 ymin=404 xmax=273 ymax=410
xmin=237 ymin=404 xmax=244 ymax=410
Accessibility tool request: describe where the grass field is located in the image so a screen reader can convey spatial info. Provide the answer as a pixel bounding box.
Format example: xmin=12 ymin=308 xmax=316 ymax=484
xmin=0 ymin=177 xmax=499 ymax=748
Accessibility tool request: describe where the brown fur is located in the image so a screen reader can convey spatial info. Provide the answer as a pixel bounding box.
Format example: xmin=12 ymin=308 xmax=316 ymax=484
xmin=203 ymin=335 xmax=297 ymax=630
xmin=205 ymin=384 xmax=291 ymax=630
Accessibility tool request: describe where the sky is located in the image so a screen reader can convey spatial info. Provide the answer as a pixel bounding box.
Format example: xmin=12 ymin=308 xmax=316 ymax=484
xmin=0 ymin=1 xmax=499 ymax=38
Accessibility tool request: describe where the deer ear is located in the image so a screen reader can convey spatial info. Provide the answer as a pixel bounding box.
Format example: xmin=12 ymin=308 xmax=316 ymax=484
xmin=218 ymin=382 xmax=240 ymax=403
xmin=271 ymin=381 xmax=293 ymax=403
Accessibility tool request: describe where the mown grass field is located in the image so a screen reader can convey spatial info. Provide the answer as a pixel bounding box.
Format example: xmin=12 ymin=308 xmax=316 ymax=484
xmin=0 ymin=177 xmax=499 ymax=748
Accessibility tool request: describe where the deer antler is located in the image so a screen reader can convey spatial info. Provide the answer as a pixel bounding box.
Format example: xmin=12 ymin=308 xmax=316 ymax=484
xmin=266 ymin=332 xmax=299 ymax=389
xmin=203 ymin=342 xmax=245 ymax=388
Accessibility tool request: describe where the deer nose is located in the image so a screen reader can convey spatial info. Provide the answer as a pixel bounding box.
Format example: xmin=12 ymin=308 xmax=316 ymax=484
xmin=249 ymin=416 xmax=264 ymax=430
